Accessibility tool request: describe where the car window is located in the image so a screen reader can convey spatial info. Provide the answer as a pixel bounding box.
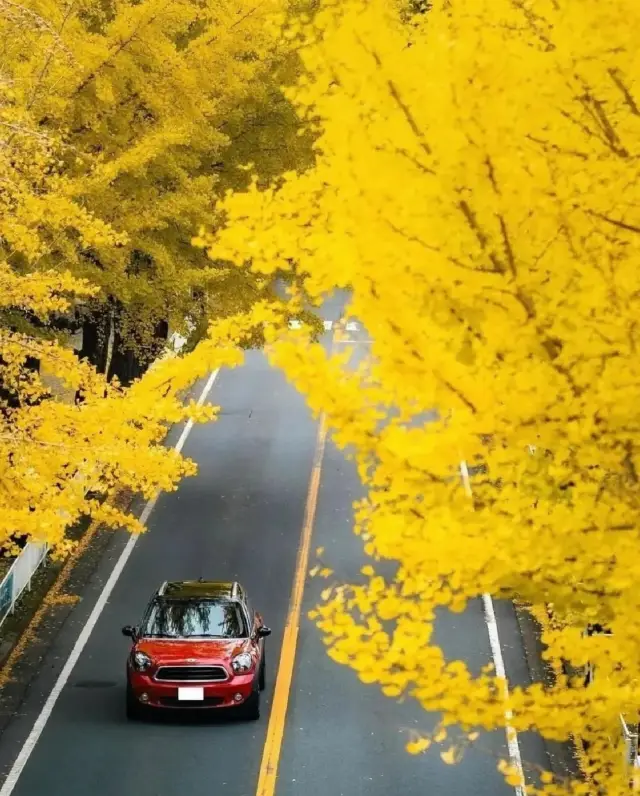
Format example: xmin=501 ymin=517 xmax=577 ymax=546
xmin=244 ymin=594 xmax=254 ymax=627
xmin=142 ymin=599 xmax=248 ymax=639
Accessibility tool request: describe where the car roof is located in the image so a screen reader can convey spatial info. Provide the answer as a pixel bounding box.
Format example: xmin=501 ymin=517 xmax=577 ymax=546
xmin=156 ymin=580 xmax=243 ymax=601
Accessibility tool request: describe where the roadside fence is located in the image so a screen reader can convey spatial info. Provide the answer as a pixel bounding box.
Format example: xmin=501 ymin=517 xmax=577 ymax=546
xmin=0 ymin=542 xmax=49 ymax=630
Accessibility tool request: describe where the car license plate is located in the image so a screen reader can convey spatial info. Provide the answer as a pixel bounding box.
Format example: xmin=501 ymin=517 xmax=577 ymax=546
xmin=178 ymin=687 xmax=204 ymax=701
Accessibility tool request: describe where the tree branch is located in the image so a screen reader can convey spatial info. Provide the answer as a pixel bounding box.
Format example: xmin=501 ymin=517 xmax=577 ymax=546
xmin=608 ymin=68 xmax=640 ymax=116
xmin=360 ymin=39 xmax=432 ymax=160
xmin=435 ymin=373 xmax=477 ymax=415
xmin=72 ymin=0 xmax=174 ymax=96
xmin=586 ymin=209 xmax=640 ymax=235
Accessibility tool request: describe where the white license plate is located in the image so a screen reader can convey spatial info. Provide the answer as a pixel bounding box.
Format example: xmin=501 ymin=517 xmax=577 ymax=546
xmin=178 ymin=687 xmax=204 ymax=701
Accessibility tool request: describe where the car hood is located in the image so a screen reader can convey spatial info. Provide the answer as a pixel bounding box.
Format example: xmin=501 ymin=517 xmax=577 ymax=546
xmin=135 ymin=638 xmax=249 ymax=664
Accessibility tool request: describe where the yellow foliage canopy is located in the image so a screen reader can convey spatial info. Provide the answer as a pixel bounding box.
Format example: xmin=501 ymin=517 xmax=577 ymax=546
xmin=0 ymin=0 xmax=300 ymax=553
xmin=205 ymin=0 xmax=640 ymax=791
xmin=0 ymin=251 xmax=254 ymax=553
xmin=0 ymin=0 xmax=295 ymax=361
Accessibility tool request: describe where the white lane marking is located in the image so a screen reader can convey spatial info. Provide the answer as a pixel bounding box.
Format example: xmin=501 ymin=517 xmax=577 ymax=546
xmin=482 ymin=594 xmax=527 ymax=796
xmin=287 ymin=318 xmax=362 ymax=333
xmin=334 ymin=339 xmax=372 ymax=345
xmin=0 ymin=369 xmax=220 ymax=796
xmin=460 ymin=460 xmax=526 ymax=796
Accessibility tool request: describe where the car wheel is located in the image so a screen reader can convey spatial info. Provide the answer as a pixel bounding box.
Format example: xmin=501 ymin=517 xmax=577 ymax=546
xmin=126 ymin=681 xmax=143 ymax=721
xmin=259 ymin=649 xmax=266 ymax=691
xmin=243 ymin=688 xmax=260 ymax=721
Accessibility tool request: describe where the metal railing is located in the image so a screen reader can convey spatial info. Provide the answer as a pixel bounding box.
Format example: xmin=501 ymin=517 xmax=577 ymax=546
xmin=0 ymin=542 xmax=49 ymax=629
xmin=620 ymin=715 xmax=639 ymax=773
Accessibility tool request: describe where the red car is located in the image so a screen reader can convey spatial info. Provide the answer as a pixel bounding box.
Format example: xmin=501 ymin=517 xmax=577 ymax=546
xmin=122 ymin=580 xmax=270 ymax=720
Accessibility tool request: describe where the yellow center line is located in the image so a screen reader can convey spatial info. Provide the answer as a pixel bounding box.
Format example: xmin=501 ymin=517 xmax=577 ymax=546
xmin=255 ymin=411 xmax=329 ymax=796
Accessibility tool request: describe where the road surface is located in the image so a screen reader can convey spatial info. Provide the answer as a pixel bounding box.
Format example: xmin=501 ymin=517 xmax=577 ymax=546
xmin=0 ymin=293 xmax=551 ymax=795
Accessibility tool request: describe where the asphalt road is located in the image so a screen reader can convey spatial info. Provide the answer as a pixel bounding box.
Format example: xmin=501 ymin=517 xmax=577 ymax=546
xmin=0 ymin=294 xmax=550 ymax=795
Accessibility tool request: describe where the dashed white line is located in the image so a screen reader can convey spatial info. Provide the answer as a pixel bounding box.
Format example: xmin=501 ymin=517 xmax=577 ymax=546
xmin=288 ymin=318 xmax=363 ymax=334
xmin=0 ymin=369 xmax=220 ymax=796
xmin=334 ymin=339 xmax=372 ymax=345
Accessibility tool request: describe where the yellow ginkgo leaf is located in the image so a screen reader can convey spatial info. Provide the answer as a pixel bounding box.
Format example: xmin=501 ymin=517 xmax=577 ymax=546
xmin=440 ymin=747 xmax=457 ymax=765
xmin=434 ymin=728 xmax=447 ymax=743
xmin=505 ymin=773 xmax=523 ymax=788
xmin=406 ymin=738 xmax=431 ymax=755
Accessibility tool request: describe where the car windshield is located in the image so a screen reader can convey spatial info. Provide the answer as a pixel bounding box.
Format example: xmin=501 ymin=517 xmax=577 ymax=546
xmin=142 ymin=599 xmax=248 ymax=639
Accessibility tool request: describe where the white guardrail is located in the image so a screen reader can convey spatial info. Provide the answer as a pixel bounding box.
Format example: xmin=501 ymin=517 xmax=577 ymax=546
xmin=0 ymin=542 xmax=49 ymax=629
xmin=620 ymin=715 xmax=639 ymax=780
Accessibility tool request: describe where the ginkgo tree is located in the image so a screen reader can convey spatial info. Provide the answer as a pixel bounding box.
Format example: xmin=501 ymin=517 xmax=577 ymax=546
xmin=0 ymin=103 xmax=252 ymax=551
xmin=0 ymin=0 xmax=314 ymax=555
xmin=203 ymin=0 xmax=640 ymax=792
xmin=0 ymin=257 xmax=254 ymax=557
xmin=1 ymin=0 xmax=313 ymax=385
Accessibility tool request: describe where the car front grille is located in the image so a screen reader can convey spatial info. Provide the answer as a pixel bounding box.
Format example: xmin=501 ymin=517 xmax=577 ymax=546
xmin=158 ymin=696 xmax=225 ymax=708
xmin=154 ymin=665 xmax=228 ymax=682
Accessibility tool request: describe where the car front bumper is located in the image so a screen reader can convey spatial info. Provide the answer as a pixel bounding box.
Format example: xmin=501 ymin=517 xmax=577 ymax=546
xmin=128 ymin=670 xmax=257 ymax=710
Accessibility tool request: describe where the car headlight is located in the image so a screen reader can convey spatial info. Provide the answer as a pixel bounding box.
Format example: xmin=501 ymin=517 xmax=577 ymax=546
xmin=132 ymin=651 xmax=153 ymax=672
xmin=231 ymin=652 xmax=253 ymax=674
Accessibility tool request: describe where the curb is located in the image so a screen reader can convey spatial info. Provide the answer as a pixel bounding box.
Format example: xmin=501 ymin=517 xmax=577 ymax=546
xmin=512 ymin=601 xmax=582 ymax=782
xmin=523 ymin=604 xmax=597 ymax=785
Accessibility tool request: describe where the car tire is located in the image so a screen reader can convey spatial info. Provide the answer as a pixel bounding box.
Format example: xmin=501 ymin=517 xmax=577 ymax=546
xmin=126 ymin=681 xmax=143 ymax=721
xmin=243 ymin=688 xmax=260 ymax=721
xmin=259 ymin=649 xmax=266 ymax=691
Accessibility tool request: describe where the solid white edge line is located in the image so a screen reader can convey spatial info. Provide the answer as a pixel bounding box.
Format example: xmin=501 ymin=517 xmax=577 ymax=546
xmin=460 ymin=460 xmax=526 ymax=795
xmin=482 ymin=593 xmax=527 ymax=796
xmin=0 ymin=368 xmax=221 ymax=796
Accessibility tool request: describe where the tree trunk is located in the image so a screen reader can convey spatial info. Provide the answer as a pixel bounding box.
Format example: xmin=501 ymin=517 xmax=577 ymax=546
xmin=75 ymin=308 xmax=112 ymax=404
xmin=77 ymin=310 xmax=111 ymax=373
xmin=107 ymin=319 xmax=168 ymax=387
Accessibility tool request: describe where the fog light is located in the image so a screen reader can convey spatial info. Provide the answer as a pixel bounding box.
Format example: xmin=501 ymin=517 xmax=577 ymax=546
xmin=233 ymin=693 xmax=244 ymax=703
xmin=140 ymin=692 xmax=149 ymax=703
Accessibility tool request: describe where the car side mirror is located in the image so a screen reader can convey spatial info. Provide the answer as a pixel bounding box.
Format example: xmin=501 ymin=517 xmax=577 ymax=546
xmin=122 ymin=625 xmax=137 ymax=639
xmin=257 ymin=626 xmax=271 ymax=638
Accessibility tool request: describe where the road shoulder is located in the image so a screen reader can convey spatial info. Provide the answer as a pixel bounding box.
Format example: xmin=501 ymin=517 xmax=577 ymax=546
xmin=512 ymin=602 xmax=582 ymax=781
xmin=0 ymin=374 xmax=212 ymax=777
